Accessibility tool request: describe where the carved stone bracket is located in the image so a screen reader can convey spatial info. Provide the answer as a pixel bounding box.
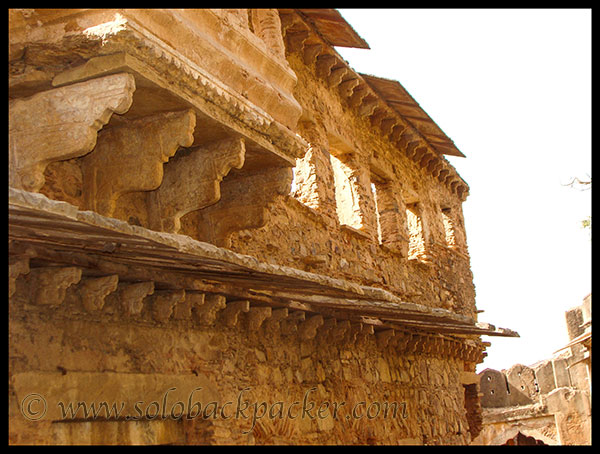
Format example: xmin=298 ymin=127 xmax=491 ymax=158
xmin=147 ymin=138 xmax=245 ymax=233
xmin=281 ymin=311 xmax=305 ymax=336
xmin=80 ymin=109 xmax=196 ymax=217
xmin=9 ymin=73 xmax=135 ymax=193
xmin=331 ymin=320 xmax=351 ymax=341
xmin=27 ymin=267 xmax=83 ymax=306
xmin=250 ymin=9 xmax=287 ymax=60
xmin=110 ymin=281 xmax=155 ymax=317
xmin=376 ymin=329 xmax=395 ymax=349
xmin=195 ymin=294 xmax=227 ymax=325
xmin=298 ymin=314 xmax=324 ymax=341
xmin=247 ymin=306 xmax=273 ymax=331
xmin=220 ymin=300 xmax=250 ymax=327
xmin=9 ymin=257 xmax=30 ymax=298
xmin=338 ymin=78 xmax=360 ymax=99
xmin=192 ymin=166 xmax=293 ymax=247
xmin=74 ymin=275 xmax=119 ymax=312
xmin=317 ymin=318 xmax=337 ymax=340
xmin=150 ymin=290 xmax=186 ymax=323
xmin=263 ymin=308 xmax=289 ymax=333
xmin=356 ymin=323 xmax=374 ymax=343
xmin=303 ymin=43 xmax=323 ymax=65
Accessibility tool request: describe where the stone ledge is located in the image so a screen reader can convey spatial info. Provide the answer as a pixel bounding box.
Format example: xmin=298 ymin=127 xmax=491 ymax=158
xmin=9 ymin=187 xmax=518 ymax=339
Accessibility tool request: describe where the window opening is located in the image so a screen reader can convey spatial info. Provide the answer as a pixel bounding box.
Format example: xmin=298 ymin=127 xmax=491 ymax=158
xmin=371 ymin=182 xmax=383 ymax=245
xmin=441 ymin=207 xmax=457 ymax=247
xmin=406 ymin=203 xmax=425 ymax=260
xmin=329 ymin=153 xmax=362 ymax=230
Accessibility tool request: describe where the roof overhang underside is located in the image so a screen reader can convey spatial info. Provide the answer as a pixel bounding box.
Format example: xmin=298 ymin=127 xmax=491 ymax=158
xmin=8 ymin=188 xmax=516 ymax=338
xmin=361 ymin=74 xmax=466 ymax=158
xmin=289 ymin=9 xmax=465 ymax=158
xmin=295 ymin=9 xmax=370 ymax=49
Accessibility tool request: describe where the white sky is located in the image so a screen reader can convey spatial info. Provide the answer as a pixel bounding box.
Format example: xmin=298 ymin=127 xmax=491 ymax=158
xmin=335 ymin=9 xmax=591 ymax=372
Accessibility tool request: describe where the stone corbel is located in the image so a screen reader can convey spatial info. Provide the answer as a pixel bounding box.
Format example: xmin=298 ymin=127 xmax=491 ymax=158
xmin=178 ymin=291 xmax=206 ymax=321
xmin=150 ymin=290 xmax=186 ymax=323
xmin=338 ymin=78 xmax=360 ymax=99
xmin=369 ymin=108 xmax=387 ymax=128
xmin=298 ymin=315 xmax=324 ymax=341
xmin=437 ymin=169 xmax=450 ymax=184
xmin=285 ymin=28 xmax=310 ymax=53
xmin=358 ymin=323 xmax=374 ymax=343
xmin=379 ymin=118 xmax=397 ymax=136
xmin=73 ymin=275 xmax=119 ymax=312
xmin=220 ymin=300 xmax=250 ymax=327
xmin=376 ymin=329 xmax=395 ymax=349
xmin=80 ymin=109 xmax=196 ymax=217
xmin=195 ymin=294 xmax=227 ymax=325
xmin=192 ymin=166 xmax=293 ymax=247
xmin=281 ymin=311 xmax=305 ymax=336
xmin=9 ymin=257 xmax=30 ymax=298
xmin=389 ymin=124 xmax=406 ymax=142
xmin=27 ymin=267 xmax=83 ymax=306
xmin=428 ymin=158 xmax=444 ymax=176
xmin=394 ymin=332 xmax=412 ymax=352
xmin=412 ymin=147 xmax=428 ymax=162
xmin=247 ymin=306 xmax=273 ymax=331
xmin=331 ymin=320 xmax=351 ymax=342
xmin=111 ymin=281 xmax=155 ymax=317
xmin=419 ymin=152 xmax=437 ymax=168
xmin=315 ymin=54 xmax=336 ymax=79
xmin=406 ymin=334 xmax=424 ymax=354
xmin=9 ymin=73 xmax=136 ymax=193
xmin=328 ymin=66 xmax=348 ymax=87
xmin=147 ymin=138 xmax=245 ymax=233
xmin=358 ymin=97 xmax=380 ymax=117
xmin=316 ymin=318 xmax=337 ymax=340
xmin=348 ymin=83 xmax=368 ymax=108
xmin=347 ymin=323 xmax=363 ymax=344
xmin=263 ymin=308 xmax=289 ymax=333
xmin=303 ymin=43 xmax=323 ymax=65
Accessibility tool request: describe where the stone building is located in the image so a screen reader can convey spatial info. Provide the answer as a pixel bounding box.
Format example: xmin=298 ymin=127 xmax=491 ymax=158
xmin=9 ymin=9 xmax=517 ymax=445
xmin=473 ymin=294 xmax=591 ymax=445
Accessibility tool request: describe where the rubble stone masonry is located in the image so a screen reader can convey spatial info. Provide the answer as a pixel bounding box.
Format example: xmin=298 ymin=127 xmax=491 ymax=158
xmin=9 ymin=9 xmax=516 ymax=445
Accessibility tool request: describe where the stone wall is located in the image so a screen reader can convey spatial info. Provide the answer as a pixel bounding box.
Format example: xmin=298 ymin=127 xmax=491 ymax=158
xmin=9 ymin=273 xmax=474 ymax=445
xmin=8 ymin=9 xmax=506 ymax=445
xmin=473 ymin=294 xmax=591 ymax=445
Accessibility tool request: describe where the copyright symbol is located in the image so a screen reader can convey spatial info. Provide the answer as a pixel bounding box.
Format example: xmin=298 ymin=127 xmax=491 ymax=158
xmin=21 ymin=393 xmax=47 ymax=421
